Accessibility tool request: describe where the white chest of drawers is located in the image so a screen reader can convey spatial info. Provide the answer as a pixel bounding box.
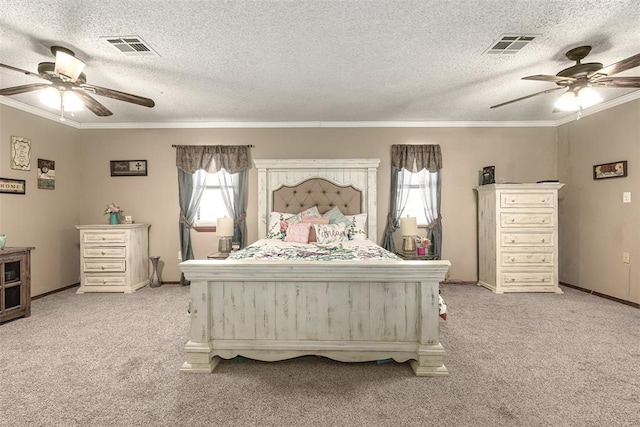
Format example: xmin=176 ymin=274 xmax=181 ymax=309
xmin=75 ymin=224 xmax=150 ymax=294
xmin=476 ymin=184 xmax=564 ymax=293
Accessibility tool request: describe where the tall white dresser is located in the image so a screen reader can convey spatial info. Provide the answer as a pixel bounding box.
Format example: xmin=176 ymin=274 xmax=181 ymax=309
xmin=76 ymin=224 xmax=150 ymax=294
xmin=476 ymin=183 xmax=564 ymax=293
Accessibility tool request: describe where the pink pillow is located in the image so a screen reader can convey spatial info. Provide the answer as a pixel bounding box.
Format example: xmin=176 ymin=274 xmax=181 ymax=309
xmin=284 ymin=222 xmax=312 ymax=243
xmin=303 ymin=216 xmax=330 ymax=242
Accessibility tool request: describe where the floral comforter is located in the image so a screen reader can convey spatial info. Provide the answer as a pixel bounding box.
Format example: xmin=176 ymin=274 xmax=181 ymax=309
xmin=227 ymin=239 xmax=447 ymax=319
xmin=227 ymin=239 xmax=400 ymax=261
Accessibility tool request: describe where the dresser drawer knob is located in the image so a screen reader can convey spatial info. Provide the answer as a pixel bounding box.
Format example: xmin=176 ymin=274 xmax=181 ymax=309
xmin=541 ymin=257 xmax=546 ymax=262
xmin=511 ymin=278 xmax=516 ymax=282
xmin=541 ymin=218 xmax=546 ymax=223
xmin=103 ymin=280 xmax=107 ymax=284
xmin=511 ymin=218 xmax=515 ymax=222
xmin=101 ymin=251 xmax=105 ymax=255
xmin=541 ymin=199 xmax=546 ymax=203
xmin=541 ymin=278 xmax=546 ymax=282
xmin=541 ymin=238 xmax=546 ymax=243
xmin=511 ymin=239 xmax=516 ymax=243
xmin=102 ymin=237 xmax=105 ymax=240
xmin=101 ymin=266 xmax=105 ymax=270
xmin=511 ymin=199 xmax=515 ymax=202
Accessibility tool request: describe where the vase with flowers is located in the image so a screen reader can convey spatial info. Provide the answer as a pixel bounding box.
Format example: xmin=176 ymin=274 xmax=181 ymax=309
xmin=416 ymin=236 xmax=431 ymax=257
xmin=104 ymin=202 xmax=123 ymax=225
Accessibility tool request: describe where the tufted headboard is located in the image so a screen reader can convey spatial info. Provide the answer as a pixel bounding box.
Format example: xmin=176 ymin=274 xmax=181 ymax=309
xmin=272 ymin=178 xmax=362 ymax=215
xmin=253 ymin=159 xmax=380 ymax=240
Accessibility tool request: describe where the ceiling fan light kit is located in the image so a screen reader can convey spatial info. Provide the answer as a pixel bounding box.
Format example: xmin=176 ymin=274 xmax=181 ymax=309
xmin=554 ymin=86 xmax=603 ymax=112
xmin=38 ymin=87 xmax=84 ymax=112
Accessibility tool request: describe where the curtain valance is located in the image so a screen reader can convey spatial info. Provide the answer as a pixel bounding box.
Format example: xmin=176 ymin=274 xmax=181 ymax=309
xmin=175 ymin=145 xmax=251 ymax=174
xmin=391 ymin=144 xmax=442 ymax=173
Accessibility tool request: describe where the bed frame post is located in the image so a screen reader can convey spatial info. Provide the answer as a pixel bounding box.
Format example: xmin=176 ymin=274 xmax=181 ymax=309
xmin=181 ymin=280 xmax=218 ymax=373
xmin=409 ymin=279 xmax=449 ymax=376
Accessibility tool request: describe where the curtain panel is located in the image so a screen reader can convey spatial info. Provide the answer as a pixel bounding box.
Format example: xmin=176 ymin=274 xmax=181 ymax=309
xmin=176 ymin=145 xmax=251 ymax=174
xmin=175 ymin=145 xmax=251 ymax=285
xmin=383 ymin=144 xmax=443 ymax=257
xmin=391 ymin=144 xmax=442 ymax=173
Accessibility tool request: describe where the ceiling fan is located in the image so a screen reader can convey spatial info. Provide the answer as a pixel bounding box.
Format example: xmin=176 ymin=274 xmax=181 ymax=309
xmin=0 ymin=46 xmax=155 ymax=118
xmin=491 ymin=46 xmax=640 ymax=112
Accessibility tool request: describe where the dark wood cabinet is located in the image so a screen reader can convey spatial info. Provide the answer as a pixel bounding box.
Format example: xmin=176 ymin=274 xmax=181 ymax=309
xmin=0 ymin=247 xmax=34 ymax=323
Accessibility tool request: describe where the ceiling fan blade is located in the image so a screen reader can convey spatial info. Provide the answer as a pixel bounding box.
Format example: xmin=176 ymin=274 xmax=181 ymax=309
xmin=0 ymin=63 xmax=46 ymax=80
xmin=0 ymin=83 xmax=51 ymax=96
xmin=522 ymin=74 xmax=575 ymax=85
xmin=592 ymin=52 xmax=640 ymax=78
xmin=591 ymin=77 xmax=640 ymax=88
xmin=73 ymin=90 xmax=113 ymax=116
xmin=80 ymin=83 xmax=155 ymax=108
xmin=490 ymin=87 xmax=564 ymax=109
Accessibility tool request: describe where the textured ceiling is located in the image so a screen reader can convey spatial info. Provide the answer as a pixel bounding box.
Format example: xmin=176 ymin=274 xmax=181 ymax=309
xmin=1 ymin=0 xmax=639 ymax=127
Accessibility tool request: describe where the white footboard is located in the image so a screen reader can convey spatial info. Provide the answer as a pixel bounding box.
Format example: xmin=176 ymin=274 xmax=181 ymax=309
xmin=180 ymin=260 xmax=450 ymax=376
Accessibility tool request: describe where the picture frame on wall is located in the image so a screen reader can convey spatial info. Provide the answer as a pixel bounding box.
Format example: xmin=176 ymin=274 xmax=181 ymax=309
xmin=10 ymin=136 xmax=31 ymax=171
xmin=0 ymin=177 xmax=26 ymax=194
xmin=38 ymin=159 xmax=55 ymax=190
xmin=593 ymin=160 xmax=627 ymax=180
xmin=480 ymin=166 xmax=495 ymax=185
xmin=110 ymin=160 xmax=148 ymax=177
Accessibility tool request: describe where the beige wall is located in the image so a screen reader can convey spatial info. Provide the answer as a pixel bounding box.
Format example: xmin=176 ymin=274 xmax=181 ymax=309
xmin=78 ymin=126 xmax=558 ymax=283
xmin=558 ymin=99 xmax=640 ymax=304
xmin=2 ymin=103 xmax=560 ymax=295
xmin=0 ymin=106 xmax=82 ymax=296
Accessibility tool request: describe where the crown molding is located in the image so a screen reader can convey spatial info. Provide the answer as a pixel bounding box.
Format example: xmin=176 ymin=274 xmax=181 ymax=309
xmin=0 ymin=97 xmax=81 ymax=128
xmin=3 ymin=91 xmax=639 ymax=130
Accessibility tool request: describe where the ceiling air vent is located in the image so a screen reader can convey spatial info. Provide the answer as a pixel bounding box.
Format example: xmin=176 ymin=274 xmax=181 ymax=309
xmin=485 ymin=34 xmax=537 ymax=55
xmin=101 ymin=36 xmax=159 ymax=57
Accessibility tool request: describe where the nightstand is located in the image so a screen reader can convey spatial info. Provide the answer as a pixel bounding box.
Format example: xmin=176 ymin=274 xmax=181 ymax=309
xmin=207 ymin=252 xmax=229 ymax=259
xmin=396 ymin=252 xmax=440 ymax=261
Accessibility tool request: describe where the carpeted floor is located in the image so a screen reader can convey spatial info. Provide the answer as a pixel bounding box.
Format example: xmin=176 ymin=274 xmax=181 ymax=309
xmin=0 ymin=283 xmax=638 ymax=426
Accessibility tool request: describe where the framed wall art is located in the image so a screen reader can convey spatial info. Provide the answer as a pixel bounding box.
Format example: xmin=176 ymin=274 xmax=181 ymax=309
xmin=110 ymin=160 xmax=148 ymax=177
xmin=480 ymin=166 xmax=495 ymax=185
xmin=38 ymin=159 xmax=55 ymax=190
xmin=593 ymin=161 xmax=627 ymax=180
xmin=10 ymin=136 xmax=31 ymax=171
xmin=0 ymin=178 xmax=26 ymax=194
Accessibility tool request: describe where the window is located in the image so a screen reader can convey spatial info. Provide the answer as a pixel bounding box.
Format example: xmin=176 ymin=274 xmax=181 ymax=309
xmin=194 ymin=169 xmax=234 ymax=227
xmin=400 ymin=169 xmax=438 ymax=226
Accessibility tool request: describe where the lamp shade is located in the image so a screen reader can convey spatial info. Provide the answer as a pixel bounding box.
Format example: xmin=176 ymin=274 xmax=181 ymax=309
xmin=216 ymin=217 xmax=234 ymax=237
xmin=399 ymin=217 xmax=418 ymax=236
xmin=54 ymin=50 xmax=85 ymax=82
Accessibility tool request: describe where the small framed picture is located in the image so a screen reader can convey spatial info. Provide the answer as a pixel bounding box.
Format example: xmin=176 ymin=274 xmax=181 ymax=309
xmin=481 ymin=166 xmax=495 ymax=185
xmin=110 ymin=160 xmax=147 ymax=177
xmin=0 ymin=177 xmax=26 ymax=194
xmin=593 ymin=161 xmax=627 ymax=180
xmin=38 ymin=159 xmax=55 ymax=190
xmin=10 ymin=136 xmax=31 ymax=171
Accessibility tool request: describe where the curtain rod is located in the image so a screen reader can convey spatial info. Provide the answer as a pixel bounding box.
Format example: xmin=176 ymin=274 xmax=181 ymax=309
xmin=171 ymin=144 xmax=254 ymax=148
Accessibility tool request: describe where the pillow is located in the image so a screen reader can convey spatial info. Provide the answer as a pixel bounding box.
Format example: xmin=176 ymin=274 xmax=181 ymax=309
xmin=322 ymin=206 xmax=351 ymax=225
xmin=345 ymin=213 xmax=367 ymax=240
xmin=284 ymin=222 xmax=312 ymax=243
xmin=314 ymin=223 xmax=348 ymax=244
xmin=266 ymin=206 xmax=322 ymax=239
xmin=303 ymin=216 xmax=330 ymax=242
xmin=267 ymin=212 xmax=295 ymax=239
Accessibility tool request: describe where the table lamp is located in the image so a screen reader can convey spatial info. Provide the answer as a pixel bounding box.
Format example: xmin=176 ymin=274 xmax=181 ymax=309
xmin=400 ymin=216 xmax=418 ymax=253
xmin=216 ymin=217 xmax=234 ymax=254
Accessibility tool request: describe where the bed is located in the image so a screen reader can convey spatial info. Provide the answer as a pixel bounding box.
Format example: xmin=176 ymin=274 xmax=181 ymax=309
xmin=179 ymin=159 xmax=451 ymax=376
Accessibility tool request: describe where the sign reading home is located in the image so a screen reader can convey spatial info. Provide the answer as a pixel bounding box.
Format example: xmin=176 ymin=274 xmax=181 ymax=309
xmin=110 ymin=160 xmax=147 ymax=177
xmin=0 ymin=178 xmax=26 ymax=194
